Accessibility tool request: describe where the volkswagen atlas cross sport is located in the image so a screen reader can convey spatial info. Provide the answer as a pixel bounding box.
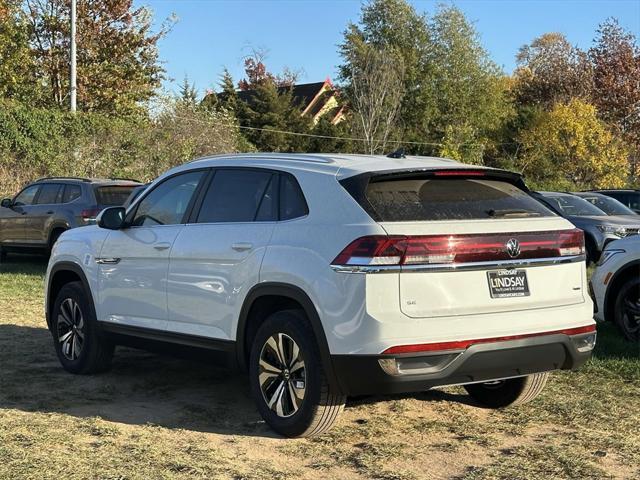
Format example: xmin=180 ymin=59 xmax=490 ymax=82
xmin=44 ymin=153 xmax=596 ymax=437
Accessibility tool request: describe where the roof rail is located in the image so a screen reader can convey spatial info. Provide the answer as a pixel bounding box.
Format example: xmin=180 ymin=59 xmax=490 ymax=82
xmin=189 ymin=153 xmax=335 ymax=164
xmin=34 ymin=176 xmax=92 ymax=183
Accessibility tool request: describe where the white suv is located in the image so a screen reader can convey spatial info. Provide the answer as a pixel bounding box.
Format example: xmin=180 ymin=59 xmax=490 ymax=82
xmin=591 ymin=236 xmax=640 ymax=341
xmin=45 ymin=153 xmax=597 ymax=437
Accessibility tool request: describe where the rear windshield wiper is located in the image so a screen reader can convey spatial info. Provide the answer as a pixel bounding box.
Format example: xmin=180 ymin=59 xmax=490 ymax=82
xmin=486 ymin=209 xmax=541 ymax=218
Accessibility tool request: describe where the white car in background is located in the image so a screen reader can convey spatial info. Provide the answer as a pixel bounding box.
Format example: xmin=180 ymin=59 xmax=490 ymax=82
xmin=591 ymin=236 xmax=640 ymax=341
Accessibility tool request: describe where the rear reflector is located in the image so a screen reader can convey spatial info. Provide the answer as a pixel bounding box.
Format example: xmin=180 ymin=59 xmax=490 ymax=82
xmin=382 ymin=324 xmax=597 ymax=354
xmin=332 ymin=229 xmax=585 ymax=267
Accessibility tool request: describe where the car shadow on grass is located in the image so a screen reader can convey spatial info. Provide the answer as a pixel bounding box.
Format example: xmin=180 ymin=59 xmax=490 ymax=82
xmin=0 ymin=253 xmax=49 ymax=274
xmin=0 ymin=323 xmax=279 ymax=438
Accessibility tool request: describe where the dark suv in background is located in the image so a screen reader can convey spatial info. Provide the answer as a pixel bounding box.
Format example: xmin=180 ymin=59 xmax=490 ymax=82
xmin=591 ymin=189 xmax=640 ymax=214
xmin=0 ymin=177 xmax=140 ymax=260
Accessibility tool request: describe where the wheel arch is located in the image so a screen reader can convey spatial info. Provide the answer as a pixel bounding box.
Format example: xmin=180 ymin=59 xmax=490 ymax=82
xmin=47 ymin=224 xmax=68 ymax=248
xmin=236 ymin=282 xmax=340 ymax=392
xmin=46 ymin=261 xmax=92 ymax=330
xmin=603 ymin=259 xmax=640 ymax=323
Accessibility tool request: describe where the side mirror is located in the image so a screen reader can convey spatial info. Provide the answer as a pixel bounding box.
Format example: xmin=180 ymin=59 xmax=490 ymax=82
xmin=1 ymin=198 xmax=12 ymax=208
xmin=97 ymin=207 xmax=125 ymax=230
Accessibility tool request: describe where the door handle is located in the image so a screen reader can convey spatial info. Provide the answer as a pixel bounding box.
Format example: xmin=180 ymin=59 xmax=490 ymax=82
xmin=153 ymin=242 xmax=171 ymax=251
xmin=46 ymin=211 xmax=54 ymax=215
xmin=232 ymin=242 xmax=253 ymax=251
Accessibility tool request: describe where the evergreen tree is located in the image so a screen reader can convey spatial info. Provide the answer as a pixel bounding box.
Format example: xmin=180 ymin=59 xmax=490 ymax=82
xmin=178 ymin=75 xmax=198 ymax=107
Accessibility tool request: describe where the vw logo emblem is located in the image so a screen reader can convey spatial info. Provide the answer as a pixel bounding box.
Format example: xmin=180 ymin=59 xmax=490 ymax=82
xmin=505 ymin=238 xmax=520 ymax=258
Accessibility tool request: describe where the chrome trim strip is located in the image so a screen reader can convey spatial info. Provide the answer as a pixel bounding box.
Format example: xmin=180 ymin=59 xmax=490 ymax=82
xmin=330 ymin=255 xmax=585 ymax=274
xmin=95 ymin=257 xmax=121 ymax=265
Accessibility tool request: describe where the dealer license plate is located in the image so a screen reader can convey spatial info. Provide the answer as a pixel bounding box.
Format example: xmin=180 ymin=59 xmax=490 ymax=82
xmin=487 ymin=269 xmax=530 ymax=298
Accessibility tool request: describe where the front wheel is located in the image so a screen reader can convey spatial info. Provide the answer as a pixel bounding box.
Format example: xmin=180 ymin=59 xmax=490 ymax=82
xmin=249 ymin=310 xmax=345 ymax=437
xmin=51 ymin=281 xmax=114 ymax=374
xmin=464 ymin=372 xmax=550 ymax=408
xmin=613 ymin=277 xmax=640 ymax=341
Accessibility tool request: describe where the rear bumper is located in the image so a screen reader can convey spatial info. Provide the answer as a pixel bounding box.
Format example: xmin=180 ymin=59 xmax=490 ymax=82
xmin=331 ymin=330 xmax=595 ymax=396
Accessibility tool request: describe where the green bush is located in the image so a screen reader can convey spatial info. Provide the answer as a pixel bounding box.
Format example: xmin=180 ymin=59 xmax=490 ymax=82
xmin=0 ymin=100 xmax=244 ymax=195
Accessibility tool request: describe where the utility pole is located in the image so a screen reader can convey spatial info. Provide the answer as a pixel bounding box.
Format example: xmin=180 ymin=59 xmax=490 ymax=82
xmin=70 ymin=0 xmax=77 ymax=112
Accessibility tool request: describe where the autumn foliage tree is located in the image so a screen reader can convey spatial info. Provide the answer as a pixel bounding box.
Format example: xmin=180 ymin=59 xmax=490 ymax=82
xmin=589 ymin=19 xmax=640 ymax=178
xmin=514 ymin=33 xmax=592 ymax=108
xmin=517 ymin=99 xmax=628 ymax=190
xmin=23 ymin=0 xmax=171 ymax=114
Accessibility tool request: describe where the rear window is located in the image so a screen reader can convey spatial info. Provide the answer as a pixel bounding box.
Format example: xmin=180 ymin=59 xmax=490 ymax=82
xmin=94 ymin=185 xmax=137 ymax=206
xmin=365 ymin=178 xmax=553 ymax=221
xmin=540 ymin=194 xmax=605 ymax=217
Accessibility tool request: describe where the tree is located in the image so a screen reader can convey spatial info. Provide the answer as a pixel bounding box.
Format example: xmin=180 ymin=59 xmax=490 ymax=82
xmin=178 ymin=75 xmax=198 ymax=107
xmin=342 ymin=39 xmax=405 ymax=154
xmin=339 ymin=0 xmax=429 ymax=150
xmin=427 ymin=6 xmax=511 ymax=163
xmin=240 ymin=79 xmax=310 ymax=152
xmin=237 ymin=49 xmax=298 ymax=91
xmin=338 ymin=1 xmax=510 ymax=161
xmin=23 ymin=0 xmax=172 ymax=114
xmin=517 ymin=99 xmax=628 ymax=190
xmin=513 ymin=33 xmax=591 ymax=107
xmin=589 ymin=19 xmax=640 ymax=179
xmin=0 ymin=0 xmax=38 ymax=102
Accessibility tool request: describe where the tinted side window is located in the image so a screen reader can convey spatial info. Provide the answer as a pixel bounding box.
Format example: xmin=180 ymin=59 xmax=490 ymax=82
xmin=62 ymin=185 xmax=82 ymax=203
xmin=197 ymin=169 xmax=274 ymax=223
xmin=132 ymin=171 xmax=204 ymax=226
xmin=35 ymin=184 xmax=62 ymax=204
xmin=279 ymin=174 xmax=308 ymax=220
xmin=13 ymin=185 xmax=40 ymax=206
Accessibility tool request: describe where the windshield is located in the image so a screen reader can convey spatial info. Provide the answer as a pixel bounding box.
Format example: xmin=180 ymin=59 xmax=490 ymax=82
xmin=542 ymin=194 xmax=606 ymax=216
xmin=577 ymin=195 xmax=636 ymax=216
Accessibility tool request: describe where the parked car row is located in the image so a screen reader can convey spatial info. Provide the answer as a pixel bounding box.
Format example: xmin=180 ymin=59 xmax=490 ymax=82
xmin=533 ymin=190 xmax=640 ymax=263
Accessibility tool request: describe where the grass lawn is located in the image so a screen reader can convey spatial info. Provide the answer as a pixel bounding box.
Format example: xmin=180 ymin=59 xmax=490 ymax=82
xmin=0 ymin=255 xmax=639 ymax=479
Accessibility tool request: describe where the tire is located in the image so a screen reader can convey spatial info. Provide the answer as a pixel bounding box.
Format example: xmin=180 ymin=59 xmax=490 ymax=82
xmin=51 ymin=281 xmax=114 ymax=374
xmin=249 ymin=310 xmax=346 ymax=437
xmin=0 ymin=246 xmax=6 ymax=263
xmin=464 ymin=372 xmax=550 ymax=408
xmin=48 ymin=228 xmax=66 ymax=251
xmin=585 ymin=236 xmax=598 ymax=265
xmin=613 ymin=277 xmax=640 ymax=342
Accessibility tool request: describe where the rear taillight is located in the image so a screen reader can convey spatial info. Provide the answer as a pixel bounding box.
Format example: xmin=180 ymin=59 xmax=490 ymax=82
xmin=331 ymin=229 xmax=585 ymax=267
xmin=80 ymin=208 xmax=101 ymax=221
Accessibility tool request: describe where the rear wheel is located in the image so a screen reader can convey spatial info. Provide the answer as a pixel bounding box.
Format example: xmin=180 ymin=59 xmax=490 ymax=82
xmin=49 ymin=228 xmax=66 ymax=251
xmin=249 ymin=310 xmax=345 ymax=437
xmin=464 ymin=372 xmax=550 ymax=408
xmin=613 ymin=277 xmax=640 ymax=341
xmin=51 ymin=281 xmax=114 ymax=374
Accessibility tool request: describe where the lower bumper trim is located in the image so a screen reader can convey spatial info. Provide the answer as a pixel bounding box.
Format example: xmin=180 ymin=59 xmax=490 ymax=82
xmin=332 ymin=331 xmax=594 ymax=396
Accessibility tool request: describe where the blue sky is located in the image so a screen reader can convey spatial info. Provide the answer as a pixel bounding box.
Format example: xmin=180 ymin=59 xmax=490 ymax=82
xmin=136 ymin=0 xmax=640 ymax=96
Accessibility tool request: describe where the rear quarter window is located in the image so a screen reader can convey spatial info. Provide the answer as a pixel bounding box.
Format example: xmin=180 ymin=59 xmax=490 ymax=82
xmin=94 ymin=185 xmax=137 ymax=206
xmin=364 ymin=178 xmax=553 ymax=221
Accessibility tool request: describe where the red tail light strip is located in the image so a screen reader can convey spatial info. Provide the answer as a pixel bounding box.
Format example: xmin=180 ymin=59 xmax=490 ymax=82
xmin=332 ymin=229 xmax=585 ymax=268
xmin=381 ymin=324 xmax=596 ymax=355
